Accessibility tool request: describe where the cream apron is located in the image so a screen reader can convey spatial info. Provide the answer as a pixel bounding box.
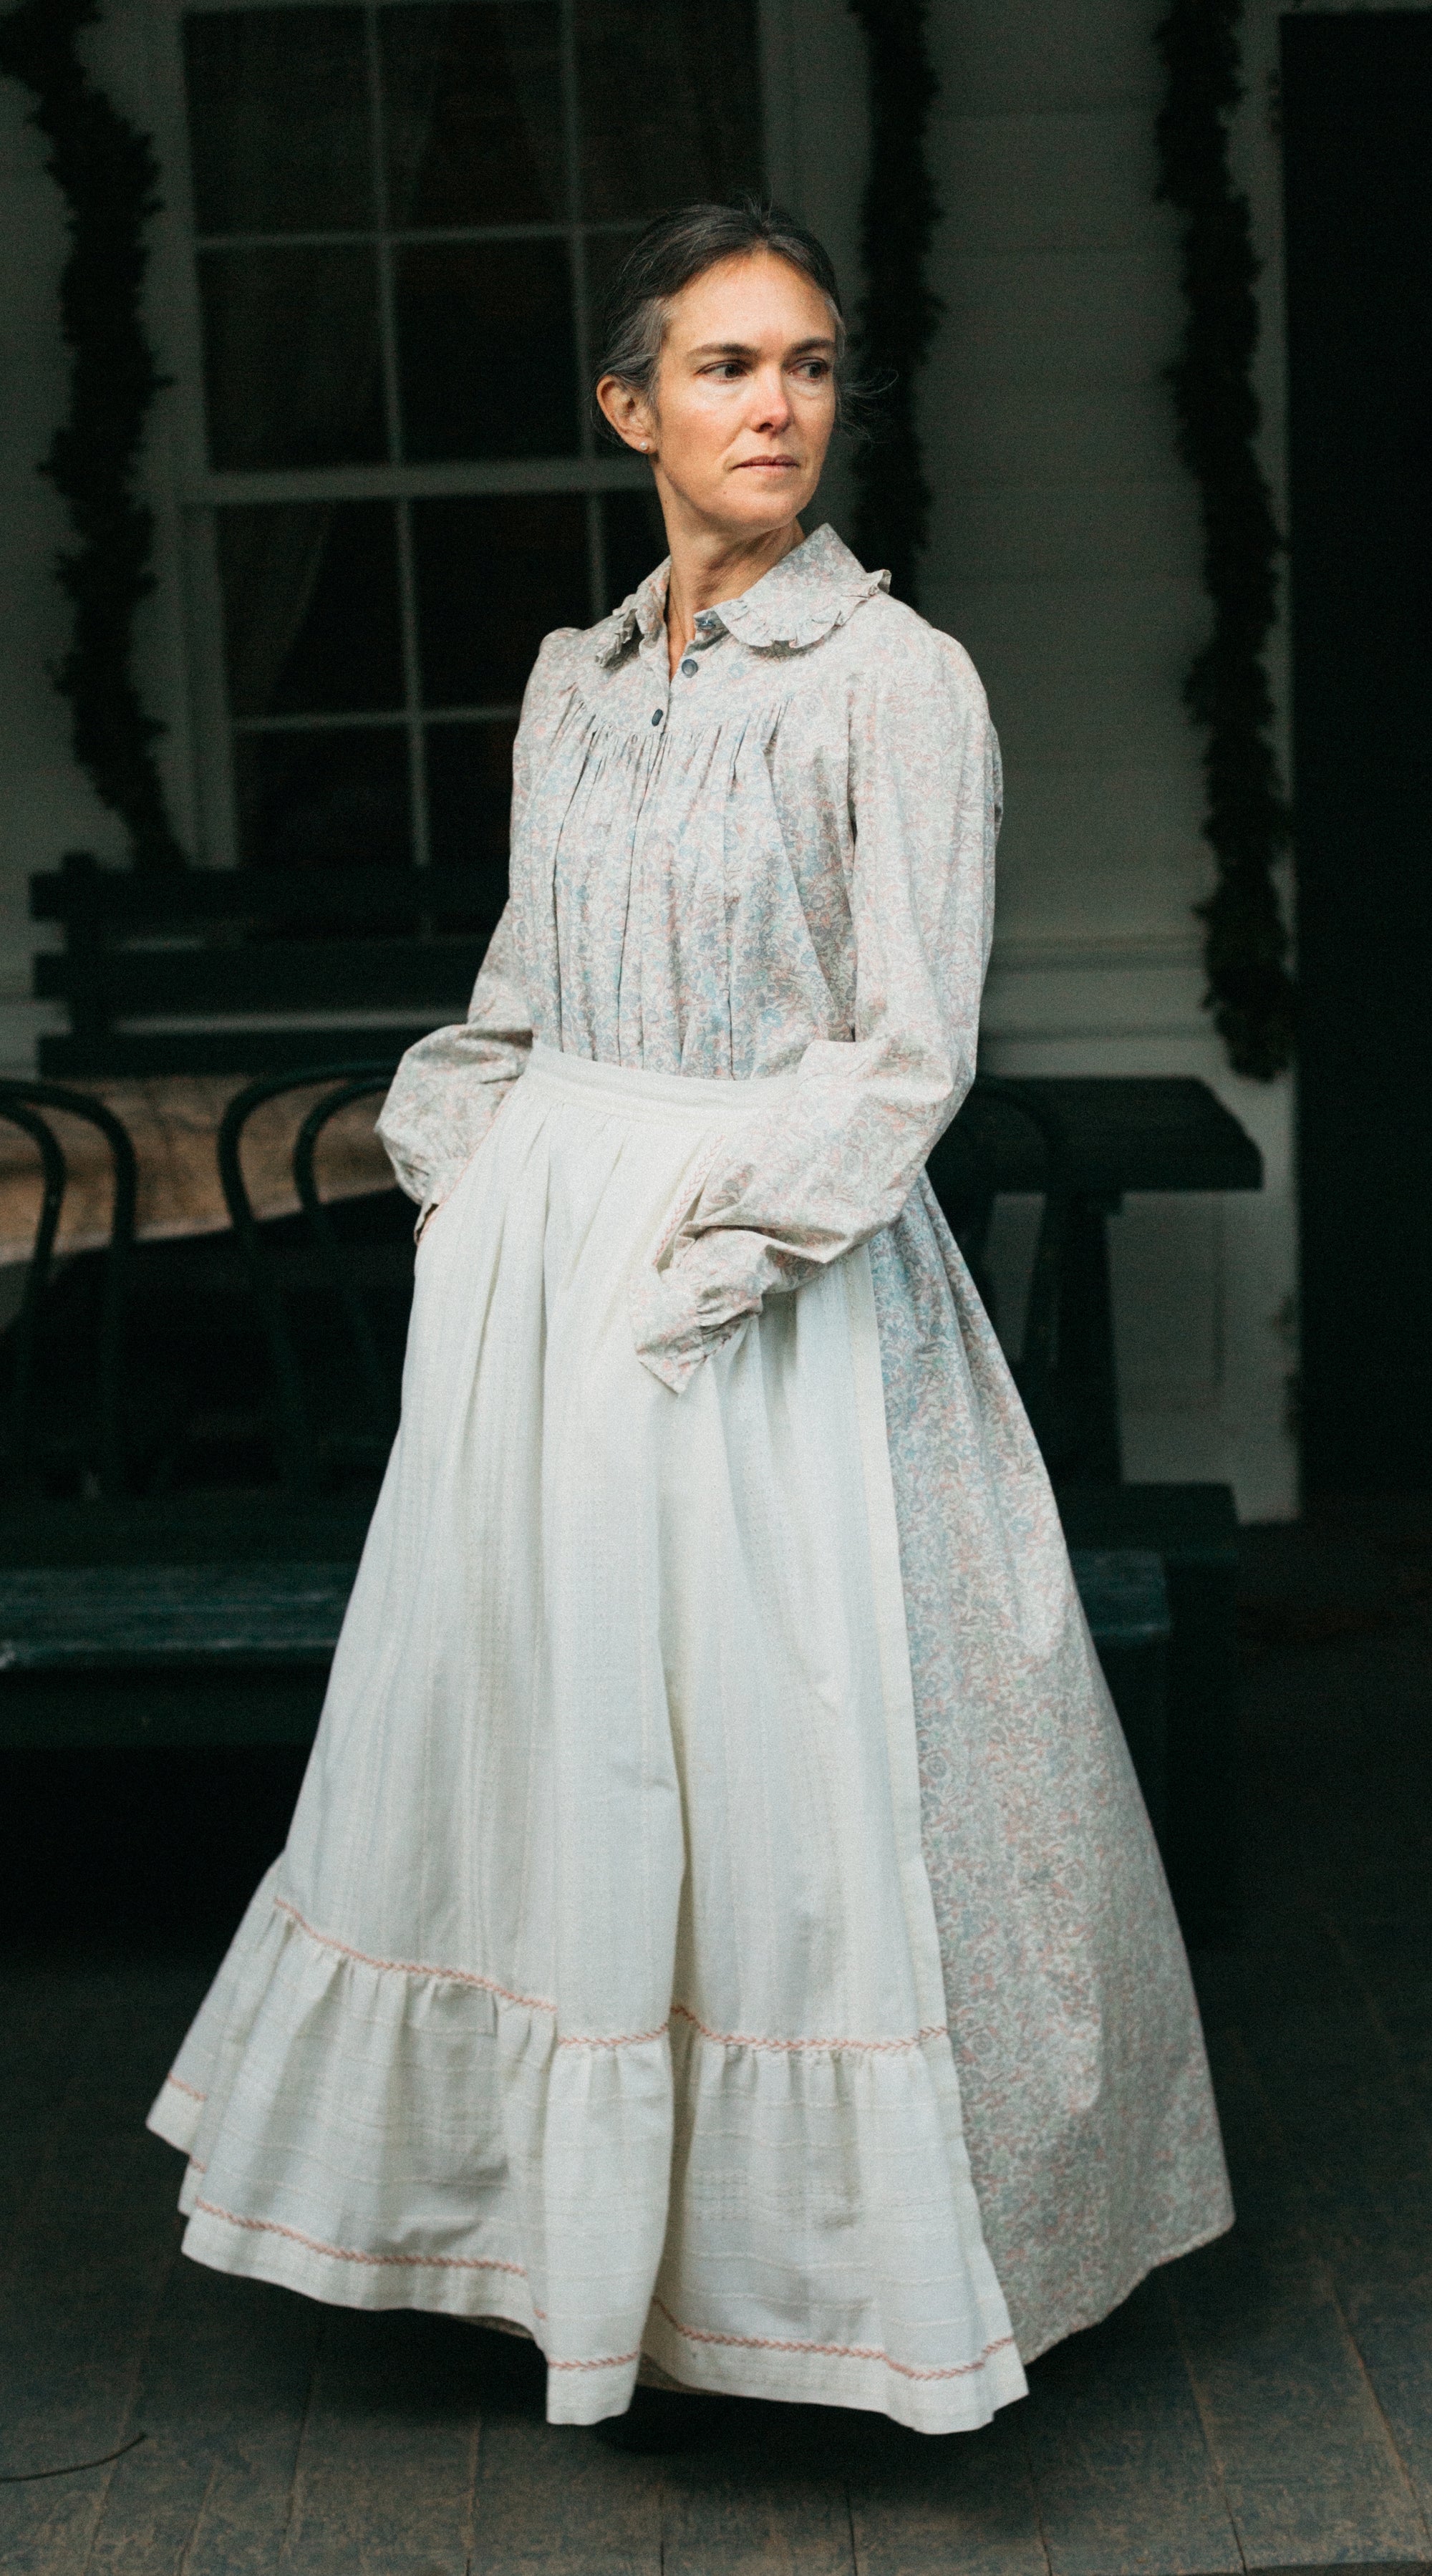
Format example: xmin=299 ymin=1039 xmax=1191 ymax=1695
xmin=149 ymin=1046 xmax=1023 ymax=2432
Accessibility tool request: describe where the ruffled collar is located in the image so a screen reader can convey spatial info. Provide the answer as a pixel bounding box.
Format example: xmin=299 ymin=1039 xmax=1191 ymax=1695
xmin=593 ymin=523 xmax=889 ymax=667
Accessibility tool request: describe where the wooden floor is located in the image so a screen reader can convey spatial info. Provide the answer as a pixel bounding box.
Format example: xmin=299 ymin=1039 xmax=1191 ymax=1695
xmin=2 ymin=1505 xmax=1431 ymax=2574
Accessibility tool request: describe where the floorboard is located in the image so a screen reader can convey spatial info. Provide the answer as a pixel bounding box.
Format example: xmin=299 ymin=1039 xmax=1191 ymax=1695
xmin=1015 ymin=2275 xmax=1239 ymax=2576
xmin=1165 ymin=2029 xmax=1429 ymax=2569
xmin=0 ymin=1963 xmax=196 ymax=2576
xmin=87 ymin=2247 xmax=321 ymax=2576
xmin=3 ymin=1511 xmax=1431 ymax=2572
xmin=463 ymin=2327 xmax=663 ymax=2576
xmin=660 ymin=2404 xmax=856 ymax=2576
xmin=846 ymin=2402 xmax=1050 ymax=2576
xmin=279 ymin=2308 xmax=483 ymax=2576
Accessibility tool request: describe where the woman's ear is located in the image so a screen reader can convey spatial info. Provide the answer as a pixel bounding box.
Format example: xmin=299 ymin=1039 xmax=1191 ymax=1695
xmin=596 ymin=374 xmax=656 ymax=455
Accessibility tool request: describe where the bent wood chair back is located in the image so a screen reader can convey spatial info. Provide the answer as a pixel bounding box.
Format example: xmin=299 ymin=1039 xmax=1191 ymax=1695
xmin=0 ymin=1081 xmax=137 ymax=1498
xmin=925 ymin=1075 xmax=1074 ymax=1468
xmin=218 ymin=1063 xmax=408 ymax=1496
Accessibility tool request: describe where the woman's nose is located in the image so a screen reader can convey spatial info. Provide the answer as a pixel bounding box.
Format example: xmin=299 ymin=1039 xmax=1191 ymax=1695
xmin=748 ymin=367 xmax=793 ymax=430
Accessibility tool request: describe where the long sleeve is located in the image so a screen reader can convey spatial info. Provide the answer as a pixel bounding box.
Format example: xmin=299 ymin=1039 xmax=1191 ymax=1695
xmin=376 ymin=635 xmax=571 ymax=1219
xmin=630 ymin=633 xmax=1000 ymax=1393
xmin=377 ymin=899 xmax=533 ymax=1221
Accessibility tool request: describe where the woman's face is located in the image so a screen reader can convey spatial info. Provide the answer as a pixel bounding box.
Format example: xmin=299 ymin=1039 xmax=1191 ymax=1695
xmin=601 ymin=252 xmax=838 ymax=542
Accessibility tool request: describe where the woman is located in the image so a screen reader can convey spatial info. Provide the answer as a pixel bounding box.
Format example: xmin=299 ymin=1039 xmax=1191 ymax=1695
xmin=150 ymin=203 xmax=1232 ymax=2435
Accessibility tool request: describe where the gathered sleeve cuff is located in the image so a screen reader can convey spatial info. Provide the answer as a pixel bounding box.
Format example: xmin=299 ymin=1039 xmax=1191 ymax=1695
xmin=630 ymin=633 xmax=1000 ymax=1392
xmin=377 ymin=901 xmax=533 ymax=1231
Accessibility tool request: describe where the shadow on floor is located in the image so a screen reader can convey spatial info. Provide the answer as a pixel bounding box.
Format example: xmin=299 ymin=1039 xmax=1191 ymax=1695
xmin=1 ymin=1503 xmax=1430 ymax=2574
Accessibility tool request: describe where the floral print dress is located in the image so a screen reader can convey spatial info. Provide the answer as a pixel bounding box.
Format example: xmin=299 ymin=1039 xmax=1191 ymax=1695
xmin=372 ymin=523 xmax=1233 ymax=2360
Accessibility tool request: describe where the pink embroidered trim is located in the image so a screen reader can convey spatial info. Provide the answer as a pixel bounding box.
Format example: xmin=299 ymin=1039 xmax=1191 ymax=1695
xmin=165 ymin=2071 xmax=206 ymax=2102
xmin=670 ymin=2005 xmax=949 ymax=2056
xmin=192 ymin=2198 xmax=527 ymax=2278
xmin=274 ymin=1895 xmax=558 ymax=2018
xmin=556 ymin=2026 xmax=668 ymax=2050
xmin=274 ymin=1895 xmax=944 ymax=2058
xmin=651 ymin=2300 xmax=1017 ymax=2385
xmin=192 ymin=2198 xmax=637 ymax=2371
xmin=188 ymin=2202 xmax=1007 ymax=2388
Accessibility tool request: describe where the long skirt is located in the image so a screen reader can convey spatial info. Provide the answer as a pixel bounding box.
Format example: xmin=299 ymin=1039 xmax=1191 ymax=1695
xmin=148 ymin=1046 xmax=1027 ymax=2432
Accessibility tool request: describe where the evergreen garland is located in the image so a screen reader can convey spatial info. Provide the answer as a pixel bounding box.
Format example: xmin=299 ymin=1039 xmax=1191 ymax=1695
xmin=0 ymin=0 xmax=185 ymax=869
xmin=843 ymin=0 xmax=942 ymax=609
xmin=1155 ymin=0 xmax=1294 ymax=1078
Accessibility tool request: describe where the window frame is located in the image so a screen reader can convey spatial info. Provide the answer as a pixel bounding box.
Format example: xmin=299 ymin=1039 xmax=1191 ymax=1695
xmin=149 ymin=0 xmax=776 ymax=873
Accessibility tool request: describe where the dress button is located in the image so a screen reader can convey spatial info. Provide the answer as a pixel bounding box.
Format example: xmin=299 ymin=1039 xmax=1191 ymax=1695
xmin=652 ymin=708 xmax=663 ymax=725
xmin=681 ymin=658 xmax=699 ymax=677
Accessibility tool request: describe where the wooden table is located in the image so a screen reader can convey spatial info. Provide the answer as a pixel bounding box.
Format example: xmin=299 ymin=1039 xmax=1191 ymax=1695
xmin=0 ymin=1075 xmax=391 ymax=1269
xmin=976 ymin=1076 xmax=1264 ymax=1483
xmin=0 ymin=1069 xmax=1259 ymax=1491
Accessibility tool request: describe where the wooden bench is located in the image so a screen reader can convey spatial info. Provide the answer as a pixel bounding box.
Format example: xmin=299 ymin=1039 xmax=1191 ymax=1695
xmin=0 ymin=1528 xmax=1171 ymax=1855
xmin=0 ymin=1495 xmax=375 ymax=1751
xmin=1060 ymin=1483 xmax=1240 ymax=1940
xmin=31 ymin=853 xmax=500 ymax=1078
xmin=0 ymin=1057 xmax=1176 ymax=1859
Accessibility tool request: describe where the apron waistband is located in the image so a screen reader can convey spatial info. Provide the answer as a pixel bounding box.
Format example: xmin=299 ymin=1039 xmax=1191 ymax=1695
xmin=521 ymin=1042 xmax=798 ymax=1127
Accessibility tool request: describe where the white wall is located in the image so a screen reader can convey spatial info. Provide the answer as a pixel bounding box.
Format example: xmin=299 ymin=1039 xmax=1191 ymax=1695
xmin=1 ymin=0 xmax=1310 ymax=1514
xmin=914 ymin=0 xmax=1299 ymax=1517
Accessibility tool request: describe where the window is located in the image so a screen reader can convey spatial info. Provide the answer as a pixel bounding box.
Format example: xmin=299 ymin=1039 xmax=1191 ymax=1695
xmin=171 ymin=0 xmax=765 ymax=896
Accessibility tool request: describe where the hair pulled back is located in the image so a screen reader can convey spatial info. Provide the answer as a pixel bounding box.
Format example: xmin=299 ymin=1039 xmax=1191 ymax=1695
xmin=594 ymin=198 xmax=860 ymax=439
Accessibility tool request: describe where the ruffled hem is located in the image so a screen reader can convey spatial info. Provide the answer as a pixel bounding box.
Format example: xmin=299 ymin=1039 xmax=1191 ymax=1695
xmin=147 ymin=1869 xmax=1025 ymax=2435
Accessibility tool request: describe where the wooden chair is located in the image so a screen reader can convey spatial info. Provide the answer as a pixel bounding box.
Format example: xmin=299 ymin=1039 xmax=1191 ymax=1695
xmin=218 ymin=1062 xmax=410 ymax=1494
xmin=0 ymin=1074 xmax=1179 ymax=1806
xmin=0 ymin=1079 xmax=137 ymax=1499
xmin=0 ymin=1065 xmax=391 ymax=1752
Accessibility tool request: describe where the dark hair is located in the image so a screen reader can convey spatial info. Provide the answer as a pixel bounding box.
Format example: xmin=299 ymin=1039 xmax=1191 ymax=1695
xmin=594 ymin=198 xmax=865 ymax=438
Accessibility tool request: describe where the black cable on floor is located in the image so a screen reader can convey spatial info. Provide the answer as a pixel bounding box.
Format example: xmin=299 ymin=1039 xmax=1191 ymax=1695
xmin=0 ymin=2431 xmax=147 ymax=2483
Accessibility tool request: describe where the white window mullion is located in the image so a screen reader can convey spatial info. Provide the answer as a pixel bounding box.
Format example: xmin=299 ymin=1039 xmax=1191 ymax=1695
xmin=556 ymin=0 xmax=606 ymax=624
xmin=162 ymin=0 xmax=763 ymax=882
xmin=364 ymin=0 xmax=431 ymax=878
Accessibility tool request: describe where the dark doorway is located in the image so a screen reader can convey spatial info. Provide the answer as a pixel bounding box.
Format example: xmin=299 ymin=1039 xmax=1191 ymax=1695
xmin=1282 ymin=11 xmax=1432 ymax=1494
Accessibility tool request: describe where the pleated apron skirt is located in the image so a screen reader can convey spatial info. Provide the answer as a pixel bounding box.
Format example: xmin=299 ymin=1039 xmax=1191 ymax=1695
xmin=149 ymin=1044 xmax=1025 ymax=2431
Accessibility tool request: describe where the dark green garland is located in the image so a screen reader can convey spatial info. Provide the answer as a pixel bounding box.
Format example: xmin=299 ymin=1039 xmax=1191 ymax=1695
xmin=0 ymin=0 xmax=185 ymax=869
xmin=1155 ymin=0 xmax=1294 ymax=1079
xmin=843 ymin=0 xmax=942 ymax=609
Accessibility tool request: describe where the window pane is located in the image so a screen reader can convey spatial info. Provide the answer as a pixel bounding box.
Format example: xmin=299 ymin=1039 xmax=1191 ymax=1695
xmin=382 ymin=3 xmax=565 ymax=228
xmin=601 ymin=490 xmax=666 ymax=610
xmin=218 ymin=504 xmax=404 ymax=721
xmin=234 ymin=727 xmax=413 ymax=870
xmin=184 ymin=8 xmax=372 ymax=236
xmin=395 ymin=242 xmax=578 ymax=460
xmin=425 ymin=721 xmax=519 ymax=891
xmin=412 ymin=495 xmax=589 ymax=705
xmin=576 ymin=0 xmax=763 ymax=219
xmin=199 ymin=248 xmax=387 ymax=470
